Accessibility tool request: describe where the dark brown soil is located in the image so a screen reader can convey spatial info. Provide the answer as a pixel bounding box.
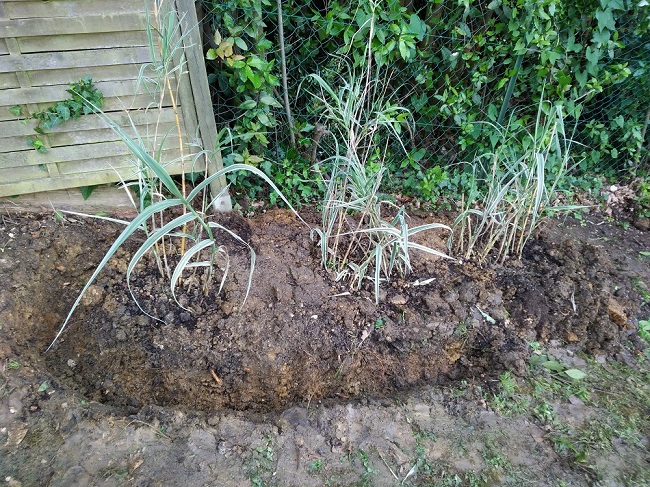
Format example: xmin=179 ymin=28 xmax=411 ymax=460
xmin=2 ymin=209 xmax=647 ymax=414
xmin=0 ymin=207 xmax=648 ymax=486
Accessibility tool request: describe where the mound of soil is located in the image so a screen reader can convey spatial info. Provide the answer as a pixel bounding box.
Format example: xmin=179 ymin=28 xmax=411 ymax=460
xmin=1 ymin=209 xmax=646 ymax=414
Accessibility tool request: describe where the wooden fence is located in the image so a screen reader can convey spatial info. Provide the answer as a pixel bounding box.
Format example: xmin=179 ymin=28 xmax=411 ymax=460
xmin=0 ymin=0 xmax=224 ymax=202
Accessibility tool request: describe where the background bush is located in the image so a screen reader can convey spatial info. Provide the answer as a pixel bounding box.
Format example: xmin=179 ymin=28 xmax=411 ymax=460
xmin=198 ymin=0 xmax=650 ymax=206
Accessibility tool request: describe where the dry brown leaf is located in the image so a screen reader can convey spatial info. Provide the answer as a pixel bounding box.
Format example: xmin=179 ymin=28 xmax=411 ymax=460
xmin=5 ymin=423 xmax=28 ymax=447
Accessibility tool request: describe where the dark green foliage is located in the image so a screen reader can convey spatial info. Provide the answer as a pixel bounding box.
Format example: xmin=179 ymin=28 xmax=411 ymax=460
xmin=15 ymin=76 xmax=104 ymax=155
xmin=11 ymin=77 xmax=105 ymax=198
xmin=200 ymin=0 xmax=649 ymax=204
xmin=32 ymin=76 xmax=104 ymax=133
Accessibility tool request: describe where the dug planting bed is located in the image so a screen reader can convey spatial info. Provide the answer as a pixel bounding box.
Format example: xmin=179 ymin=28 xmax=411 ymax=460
xmin=0 ymin=208 xmax=648 ymax=485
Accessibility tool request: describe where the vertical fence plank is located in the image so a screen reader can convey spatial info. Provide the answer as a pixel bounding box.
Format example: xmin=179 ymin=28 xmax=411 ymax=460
xmin=175 ymin=0 xmax=231 ymax=211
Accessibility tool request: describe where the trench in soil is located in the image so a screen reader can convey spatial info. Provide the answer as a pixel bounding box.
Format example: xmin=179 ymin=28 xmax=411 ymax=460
xmin=2 ymin=209 xmax=644 ymax=413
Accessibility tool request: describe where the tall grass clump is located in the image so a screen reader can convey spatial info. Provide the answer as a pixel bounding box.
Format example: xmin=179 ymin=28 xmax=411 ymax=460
xmin=451 ymin=100 xmax=585 ymax=264
xmin=305 ymin=56 xmax=452 ymax=302
xmin=48 ymin=1 xmax=303 ymax=350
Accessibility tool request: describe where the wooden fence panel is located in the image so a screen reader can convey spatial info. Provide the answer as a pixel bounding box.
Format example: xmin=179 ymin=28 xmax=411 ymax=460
xmin=0 ymin=0 xmax=223 ymax=199
xmin=0 ymin=13 xmax=151 ymax=37
xmin=0 ymin=47 xmax=152 ymax=73
xmin=18 ymin=31 xmax=150 ymax=53
xmin=27 ymin=64 xmax=142 ymax=86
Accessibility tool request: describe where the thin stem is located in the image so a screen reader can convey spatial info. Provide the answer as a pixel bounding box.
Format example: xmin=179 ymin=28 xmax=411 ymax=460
xmin=165 ymin=74 xmax=188 ymax=256
xmin=276 ymin=0 xmax=295 ymax=148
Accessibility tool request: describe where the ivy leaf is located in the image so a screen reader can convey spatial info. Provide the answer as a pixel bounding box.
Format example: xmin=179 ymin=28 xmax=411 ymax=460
xmin=566 ymin=34 xmax=582 ymax=53
xmin=557 ymin=70 xmax=572 ymax=91
xmin=56 ymin=104 xmax=71 ymax=121
xmin=564 ymin=369 xmax=587 ymax=380
xmin=246 ymin=154 xmax=264 ymax=164
xmin=575 ymin=69 xmax=589 ymax=87
xmin=408 ymin=13 xmax=427 ymax=40
xmin=206 ymin=48 xmax=217 ymax=60
xmin=595 ymin=8 xmax=615 ymax=31
xmin=69 ymin=101 xmax=83 ymax=115
xmin=10 ymin=105 xmax=22 ymax=117
xmin=592 ymin=29 xmax=610 ymax=45
xmin=79 ymin=185 xmax=97 ymax=201
xmin=606 ymin=0 xmax=625 ymax=9
xmin=260 ymin=159 xmax=272 ymax=174
xmin=585 ymin=46 xmax=601 ymax=66
xmin=542 ymin=50 xmax=562 ymax=65
xmin=29 ymin=137 xmax=47 ymax=153
xmin=37 ymin=381 xmax=50 ymax=392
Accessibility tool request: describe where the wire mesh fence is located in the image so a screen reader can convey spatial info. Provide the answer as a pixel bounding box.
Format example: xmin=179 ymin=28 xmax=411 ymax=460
xmin=195 ymin=0 xmax=649 ymax=205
